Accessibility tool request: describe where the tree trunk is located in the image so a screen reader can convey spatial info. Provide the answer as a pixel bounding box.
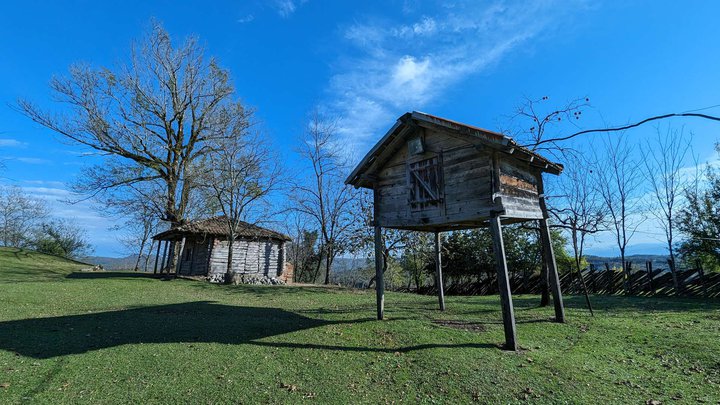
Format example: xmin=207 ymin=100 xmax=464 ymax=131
xmin=324 ymin=249 xmax=333 ymax=285
xmin=143 ymin=240 xmax=155 ymax=272
xmin=668 ymin=258 xmax=680 ymax=295
xmin=133 ymin=237 xmax=147 ymax=272
xmin=225 ymin=236 xmax=235 ymax=283
xmin=620 ymin=251 xmax=631 ymax=294
xmin=165 ymin=241 xmax=177 ymax=274
xmin=312 ymin=251 xmax=323 ymax=283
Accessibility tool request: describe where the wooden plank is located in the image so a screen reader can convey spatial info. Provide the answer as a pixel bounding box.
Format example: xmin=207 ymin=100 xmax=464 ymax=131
xmin=489 ymin=214 xmax=518 ymax=351
xmin=434 ymin=231 xmax=446 ymax=311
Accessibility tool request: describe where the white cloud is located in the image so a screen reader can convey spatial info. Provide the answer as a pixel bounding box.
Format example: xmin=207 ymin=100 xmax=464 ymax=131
xmin=274 ymin=0 xmax=306 ymax=18
xmin=322 ymin=0 xmax=586 ymax=158
xmin=237 ymin=14 xmax=255 ymax=24
xmin=0 ymin=139 xmax=26 ymax=147
xmin=394 ymin=16 xmax=437 ymax=38
xmin=14 ymin=157 xmax=51 ymax=165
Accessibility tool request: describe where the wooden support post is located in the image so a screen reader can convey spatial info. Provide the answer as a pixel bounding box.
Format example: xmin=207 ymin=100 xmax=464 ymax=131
xmin=539 ymin=218 xmax=566 ymax=323
xmin=434 ymin=231 xmax=446 ymax=311
xmin=175 ymin=237 xmax=186 ymax=276
xmin=374 ymin=224 xmax=384 ymax=320
xmin=153 ymin=239 xmax=162 ymax=274
xmin=160 ymin=240 xmax=170 ymax=272
xmin=537 ymin=177 xmax=566 ymax=322
xmin=646 ymin=261 xmax=655 ymax=295
xmin=489 ymin=215 xmax=518 ymax=351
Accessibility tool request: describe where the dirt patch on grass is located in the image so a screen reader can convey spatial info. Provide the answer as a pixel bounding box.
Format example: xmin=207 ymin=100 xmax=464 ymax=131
xmin=433 ymin=320 xmax=487 ymax=332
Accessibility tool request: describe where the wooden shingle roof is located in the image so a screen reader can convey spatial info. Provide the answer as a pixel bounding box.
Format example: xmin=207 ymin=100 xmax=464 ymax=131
xmin=152 ymin=216 xmax=291 ymax=241
xmin=345 ymin=111 xmax=563 ymax=189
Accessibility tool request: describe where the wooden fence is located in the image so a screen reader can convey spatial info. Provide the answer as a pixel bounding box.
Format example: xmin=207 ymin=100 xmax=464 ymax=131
xmin=420 ymin=261 xmax=720 ymax=298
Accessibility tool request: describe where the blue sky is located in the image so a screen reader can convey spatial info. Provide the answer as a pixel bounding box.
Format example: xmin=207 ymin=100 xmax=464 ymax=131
xmin=1 ymin=1 xmax=720 ymax=257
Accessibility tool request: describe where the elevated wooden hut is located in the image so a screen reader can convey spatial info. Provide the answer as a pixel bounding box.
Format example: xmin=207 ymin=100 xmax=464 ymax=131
xmin=345 ymin=111 xmax=566 ymax=350
xmin=151 ymin=216 xmax=291 ymax=281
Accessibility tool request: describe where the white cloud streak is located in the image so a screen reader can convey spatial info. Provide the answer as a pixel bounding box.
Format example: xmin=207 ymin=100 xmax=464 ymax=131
xmin=274 ymin=0 xmax=306 ymax=18
xmin=0 ymin=139 xmax=26 ymax=147
xmin=14 ymin=157 xmax=51 ymax=165
xmin=323 ymin=1 xmax=585 ymax=159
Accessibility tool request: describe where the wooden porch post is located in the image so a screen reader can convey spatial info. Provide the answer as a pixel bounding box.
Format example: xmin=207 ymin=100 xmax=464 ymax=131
xmin=153 ymin=239 xmax=162 ymax=274
xmin=160 ymin=240 xmax=169 ymax=272
xmin=434 ymin=231 xmax=445 ymax=311
xmin=539 ymin=218 xmax=566 ymax=323
xmin=489 ymin=215 xmax=518 ymax=351
xmin=175 ymin=236 xmax=186 ymax=276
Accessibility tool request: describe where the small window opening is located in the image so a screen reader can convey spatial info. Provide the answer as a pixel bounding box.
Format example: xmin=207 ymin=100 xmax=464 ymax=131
xmin=409 ymin=157 xmax=442 ymax=210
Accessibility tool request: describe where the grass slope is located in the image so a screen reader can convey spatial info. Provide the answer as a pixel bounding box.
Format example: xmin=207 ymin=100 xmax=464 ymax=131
xmin=0 ymin=247 xmax=91 ymax=282
xmin=0 ymin=250 xmax=718 ymax=404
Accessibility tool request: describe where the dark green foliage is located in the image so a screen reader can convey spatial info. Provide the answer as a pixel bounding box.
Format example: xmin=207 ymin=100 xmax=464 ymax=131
xmin=438 ymin=224 xmax=572 ymax=284
xmin=677 ymin=144 xmax=720 ymax=272
xmin=32 ymin=219 xmax=92 ymax=259
xmin=290 ymin=229 xmax=322 ymax=283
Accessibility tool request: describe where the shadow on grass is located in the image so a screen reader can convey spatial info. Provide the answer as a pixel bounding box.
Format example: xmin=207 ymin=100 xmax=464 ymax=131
xmin=190 ymin=282 xmax=358 ymax=296
xmin=66 ymin=272 xmax=161 ymax=280
xmin=0 ymin=301 xmax=498 ymax=359
xmin=561 ymin=294 xmax=720 ymax=313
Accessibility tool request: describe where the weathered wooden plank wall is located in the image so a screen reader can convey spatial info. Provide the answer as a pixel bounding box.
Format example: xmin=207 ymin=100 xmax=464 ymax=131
xmin=375 ymin=127 xmax=496 ymax=229
xmin=207 ymin=238 xmax=282 ymax=277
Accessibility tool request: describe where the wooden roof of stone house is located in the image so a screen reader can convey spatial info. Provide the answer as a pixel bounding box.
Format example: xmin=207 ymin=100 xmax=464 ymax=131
xmin=152 ymin=216 xmax=291 ymax=242
xmin=345 ymin=111 xmax=563 ymax=189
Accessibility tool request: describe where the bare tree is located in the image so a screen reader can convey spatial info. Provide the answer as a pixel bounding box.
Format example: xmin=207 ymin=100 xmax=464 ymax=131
xmin=642 ymin=125 xmax=693 ymax=291
xmin=549 ymin=156 xmax=607 ymax=275
xmin=115 ymin=202 xmax=162 ymax=272
xmin=0 ymin=186 xmax=49 ymax=248
xmin=200 ymin=109 xmax=282 ymax=281
xmin=290 ymin=113 xmax=357 ymax=285
xmin=504 ymin=95 xmax=590 ymax=158
xmin=17 ymin=22 xmax=247 ymax=267
xmin=595 ymin=132 xmax=645 ymax=293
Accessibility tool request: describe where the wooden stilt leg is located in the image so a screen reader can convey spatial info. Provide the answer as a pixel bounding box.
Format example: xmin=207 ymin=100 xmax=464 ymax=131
xmin=374 ymin=224 xmax=384 ymax=320
xmin=489 ymin=215 xmax=518 ymax=351
xmin=539 ymin=218 xmax=566 ymax=323
xmin=434 ymin=231 xmax=445 ymax=311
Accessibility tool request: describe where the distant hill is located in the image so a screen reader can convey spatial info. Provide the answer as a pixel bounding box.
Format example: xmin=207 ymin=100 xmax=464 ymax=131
xmin=585 ymin=254 xmax=670 ymax=270
xmin=333 ymin=257 xmax=370 ymax=273
xmin=80 ymin=255 xmax=141 ymax=271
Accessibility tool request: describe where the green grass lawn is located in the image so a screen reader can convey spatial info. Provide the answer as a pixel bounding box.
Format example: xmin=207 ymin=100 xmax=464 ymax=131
xmin=1 ymin=247 xmax=719 ymax=404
